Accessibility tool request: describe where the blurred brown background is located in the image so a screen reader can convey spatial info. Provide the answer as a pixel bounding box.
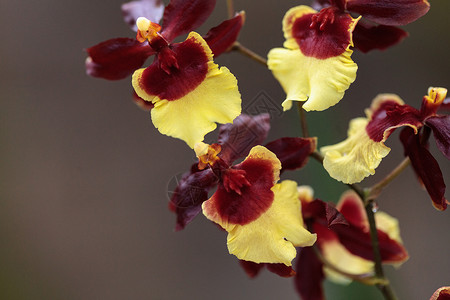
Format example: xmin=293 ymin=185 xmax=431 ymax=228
xmin=1 ymin=0 xmax=449 ymax=299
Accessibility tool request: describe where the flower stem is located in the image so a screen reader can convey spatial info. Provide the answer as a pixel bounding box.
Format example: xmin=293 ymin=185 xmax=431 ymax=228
xmin=226 ymin=0 xmax=234 ymax=18
xmin=365 ymin=201 xmax=399 ymax=300
xmin=232 ymin=42 xmax=268 ymax=67
xmin=297 ymin=101 xmax=310 ymax=138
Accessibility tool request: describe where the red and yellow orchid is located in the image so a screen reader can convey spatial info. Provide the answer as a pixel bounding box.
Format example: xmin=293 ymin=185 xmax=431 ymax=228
xmin=295 ymin=188 xmax=408 ymax=300
xmin=321 ymin=87 xmax=449 ymax=210
xmin=268 ymin=0 xmax=429 ymax=112
xmin=85 ymin=0 xmax=245 ymax=147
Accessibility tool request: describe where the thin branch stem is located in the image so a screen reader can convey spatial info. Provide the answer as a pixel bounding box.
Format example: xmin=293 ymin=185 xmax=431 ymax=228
xmin=365 ymin=202 xmax=399 ymax=300
xmin=231 ymin=42 xmax=268 ymax=67
xmin=226 ymin=0 xmax=234 ymax=18
xmin=297 ymin=101 xmax=310 ymax=138
xmin=368 ymin=157 xmax=410 ymax=201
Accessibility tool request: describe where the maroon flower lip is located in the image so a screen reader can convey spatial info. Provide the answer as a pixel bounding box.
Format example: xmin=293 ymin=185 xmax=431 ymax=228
xmin=292 ymin=8 xmax=355 ymax=59
xmin=135 ymin=37 xmax=209 ymax=101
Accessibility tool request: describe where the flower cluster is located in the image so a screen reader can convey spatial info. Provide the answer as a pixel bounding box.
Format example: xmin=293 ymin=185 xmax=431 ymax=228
xmin=85 ymin=0 xmax=449 ymax=299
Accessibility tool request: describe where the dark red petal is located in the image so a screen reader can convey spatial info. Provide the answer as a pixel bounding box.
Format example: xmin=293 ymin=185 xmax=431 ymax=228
xmin=332 ymin=223 xmax=409 ymax=263
xmin=430 ymin=287 xmax=450 ymax=300
xmin=239 ymin=261 xmax=295 ymax=278
xmin=400 ymin=128 xmax=447 ymax=210
xmin=366 ymin=98 xmax=422 ymax=142
xmin=266 ymin=264 xmax=296 ymax=278
xmin=346 ymin=0 xmax=430 ymax=26
xmin=211 ymin=156 xmax=276 ymax=225
xmin=121 ymin=0 xmax=165 ymax=31
xmin=425 ymin=115 xmax=450 ymax=160
xmin=302 ymin=199 xmax=349 ymax=228
xmin=295 ymin=247 xmax=325 ymax=300
xmin=86 ymin=38 xmax=154 ymax=80
xmin=138 ymin=35 xmax=209 ymax=100
xmin=352 ymin=21 xmax=408 ymax=53
xmin=203 ymin=12 xmax=245 ymax=57
xmin=292 ymin=9 xmax=355 ymax=59
xmin=265 ymin=137 xmax=317 ymax=172
xmin=169 ymin=166 xmax=219 ymax=231
xmin=217 ymin=114 xmax=271 ymax=165
xmin=438 ymin=98 xmax=450 ymax=113
xmin=337 ymin=191 xmax=368 ymax=229
xmin=161 ymin=0 xmax=216 ymax=42
xmin=239 ymin=260 xmax=264 ymax=278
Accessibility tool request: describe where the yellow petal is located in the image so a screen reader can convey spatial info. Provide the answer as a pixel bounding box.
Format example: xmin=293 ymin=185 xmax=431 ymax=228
xmin=209 ymin=180 xmax=317 ymax=266
xmin=268 ymin=45 xmax=357 ymax=112
xmin=322 ymin=240 xmax=374 ymax=284
xmin=321 ymin=118 xmax=391 ymax=183
xmin=133 ymin=32 xmax=241 ymax=148
xmin=267 ymin=6 xmax=359 ymax=111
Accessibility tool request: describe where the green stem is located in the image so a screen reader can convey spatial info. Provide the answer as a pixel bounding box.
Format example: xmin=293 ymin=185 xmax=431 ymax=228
xmin=297 ymin=101 xmax=310 ymax=138
xmin=365 ymin=201 xmax=398 ymax=300
xmin=231 ymin=42 xmax=268 ymax=67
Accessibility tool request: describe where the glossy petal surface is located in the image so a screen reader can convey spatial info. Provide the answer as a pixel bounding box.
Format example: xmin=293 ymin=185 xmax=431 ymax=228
xmin=425 ymin=115 xmax=450 ymax=160
xmin=265 ymin=137 xmax=317 ymax=172
xmin=217 ymin=113 xmax=271 ymax=165
xmin=400 ymin=128 xmax=447 ymax=210
xmin=352 ymin=21 xmax=408 ymax=53
xmin=346 ymin=0 xmax=430 ymax=26
xmin=86 ymin=38 xmax=153 ymax=80
xmin=161 ymin=0 xmax=216 ymax=42
xmin=133 ymin=32 xmax=241 ymax=147
xmin=295 ymin=246 xmax=325 ymax=300
xmin=321 ymin=118 xmax=390 ymax=183
xmin=204 ymin=12 xmax=245 ymax=57
xmin=366 ymin=93 xmax=422 ymax=142
xmin=268 ymin=6 xmax=358 ymax=111
xmin=169 ymin=166 xmax=218 ymax=231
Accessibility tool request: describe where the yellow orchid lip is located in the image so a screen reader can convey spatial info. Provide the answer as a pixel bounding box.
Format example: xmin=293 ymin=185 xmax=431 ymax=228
xmin=268 ymin=5 xmax=359 ymax=112
xmin=132 ymin=32 xmax=241 ymax=148
xmin=202 ymin=146 xmax=316 ymax=266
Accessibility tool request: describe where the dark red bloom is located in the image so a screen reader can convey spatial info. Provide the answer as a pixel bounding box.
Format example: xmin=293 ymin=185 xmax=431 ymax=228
xmin=311 ymin=0 xmax=429 ymax=52
xmin=86 ymin=0 xmax=244 ymax=80
xmin=295 ymin=190 xmax=408 ymax=300
xmin=170 ymin=114 xmax=317 ymax=230
xmin=366 ymin=88 xmax=449 ymax=210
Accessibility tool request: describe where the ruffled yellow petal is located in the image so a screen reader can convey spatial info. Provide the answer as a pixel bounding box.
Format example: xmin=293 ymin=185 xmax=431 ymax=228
xmin=267 ymin=6 xmax=359 ymax=111
xmin=133 ymin=32 xmax=241 ymax=148
xmin=322 ymin=240 xmax=374 ymax=284
xmin=268 ymin=47 xmax=357 ymax=111
xmin=206 ymin=180 xmax=317 ymax=266
xmin=321 ymin=118 xmax=391 ymax=183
